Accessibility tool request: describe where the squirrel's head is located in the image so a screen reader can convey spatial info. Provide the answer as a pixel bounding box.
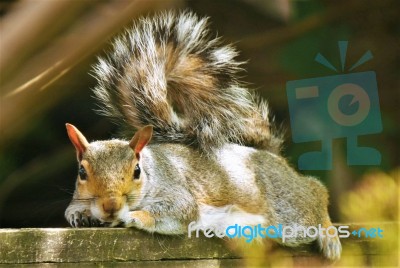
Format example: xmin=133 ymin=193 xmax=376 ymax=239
xmin=66 ymin=123 xmax=153 ymax=225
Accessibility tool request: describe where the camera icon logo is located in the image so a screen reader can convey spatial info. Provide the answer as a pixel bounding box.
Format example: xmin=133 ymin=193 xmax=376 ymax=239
xmin=327 ymin=83 xmax=370 ymax=127
xmin=286 ymin=41 xmax=382 ymax=170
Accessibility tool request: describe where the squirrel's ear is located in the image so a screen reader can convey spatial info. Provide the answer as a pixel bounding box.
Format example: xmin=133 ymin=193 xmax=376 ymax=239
xmin=66 ymin=123 xmax=89 ymax=161
xmin=129 ymin=125 xmax=153 ymax=156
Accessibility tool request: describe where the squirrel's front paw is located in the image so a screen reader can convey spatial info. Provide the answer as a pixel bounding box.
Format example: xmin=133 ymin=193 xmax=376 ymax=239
xmin=67 ymin=210 xmax=103 ymax=228
xmin=122 ymin=210 xmax=155 ymax=230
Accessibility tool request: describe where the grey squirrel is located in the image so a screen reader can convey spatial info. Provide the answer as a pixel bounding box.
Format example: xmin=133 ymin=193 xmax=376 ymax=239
xmin=65 ymin=11 xmax=341 ymax=261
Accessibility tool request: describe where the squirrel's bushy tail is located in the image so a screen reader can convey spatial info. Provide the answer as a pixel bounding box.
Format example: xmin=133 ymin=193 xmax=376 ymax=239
xmin=92 ymin=11 xmax=282 ymax=153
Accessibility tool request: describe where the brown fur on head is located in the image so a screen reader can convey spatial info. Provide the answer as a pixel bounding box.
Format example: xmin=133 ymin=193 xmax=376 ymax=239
xmin=66 ymin=123 xmax=153 ymax=224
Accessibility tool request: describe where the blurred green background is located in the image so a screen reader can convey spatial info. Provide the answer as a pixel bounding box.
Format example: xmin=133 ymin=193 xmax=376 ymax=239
xmin=0 ymin=0 xmax=399 ymax=227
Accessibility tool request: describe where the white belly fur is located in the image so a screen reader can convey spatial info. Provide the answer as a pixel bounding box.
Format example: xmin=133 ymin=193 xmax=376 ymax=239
xmin=191 ymin=204 xmax=266 ymax=233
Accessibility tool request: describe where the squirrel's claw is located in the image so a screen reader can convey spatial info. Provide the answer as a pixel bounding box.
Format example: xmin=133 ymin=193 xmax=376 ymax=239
xmin=68 ymin=211 xmax=103 ymax=228
xmin=90 ymin=218 xmax=104 ymax=227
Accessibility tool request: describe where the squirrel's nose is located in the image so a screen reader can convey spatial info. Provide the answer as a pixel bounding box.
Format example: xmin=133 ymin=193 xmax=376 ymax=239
xmin=102 ymin=197 xmax=122 ymax=216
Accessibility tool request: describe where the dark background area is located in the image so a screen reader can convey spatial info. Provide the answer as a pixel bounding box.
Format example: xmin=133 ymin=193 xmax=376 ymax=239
xmin=0 ymin=0 xmax=399 ymax=228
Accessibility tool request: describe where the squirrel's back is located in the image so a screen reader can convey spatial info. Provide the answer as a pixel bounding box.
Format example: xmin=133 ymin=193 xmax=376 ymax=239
xmin=92 ymin=11 xmax=282 ymax=153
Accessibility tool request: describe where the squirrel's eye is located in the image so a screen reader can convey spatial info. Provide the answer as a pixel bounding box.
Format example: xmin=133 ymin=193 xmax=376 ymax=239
xmin=79 ymin=166 xmax=87 ymax=180
xmin=133 ymin=164 xmax=141 ymax=180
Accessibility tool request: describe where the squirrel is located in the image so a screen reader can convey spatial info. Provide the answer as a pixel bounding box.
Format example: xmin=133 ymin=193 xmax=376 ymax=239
xmin=65 ymin=11 xmax=341 ymax=261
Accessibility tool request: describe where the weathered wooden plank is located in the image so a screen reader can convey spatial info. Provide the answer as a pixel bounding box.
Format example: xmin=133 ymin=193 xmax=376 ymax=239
xmin=0 ymin=222 xmax=398 ymax=266
xmin=0 ymin=228 xmax=237 ymax=264
xmin=0 ymin=259 xmax=244 ymax=268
